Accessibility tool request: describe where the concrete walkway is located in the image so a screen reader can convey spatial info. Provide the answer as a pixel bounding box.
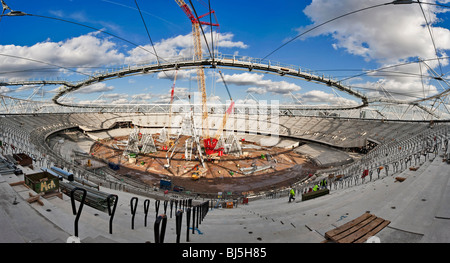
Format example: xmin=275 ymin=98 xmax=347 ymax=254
xmin=1 ymin=150 xmax=449 ymax=243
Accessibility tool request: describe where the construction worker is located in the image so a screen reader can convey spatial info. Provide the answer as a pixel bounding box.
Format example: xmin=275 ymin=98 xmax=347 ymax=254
xmin=289 ymin=188 xmax=296 ymax=202
xmin=313 ymin=184 xmax=319 ymax=192
xmin=320 ymin=179 xmax=327 ymax=189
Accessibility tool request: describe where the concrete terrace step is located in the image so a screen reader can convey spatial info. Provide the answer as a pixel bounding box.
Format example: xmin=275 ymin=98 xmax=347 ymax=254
xmin=2 ymin=142 xmax=449 ymax=243
xmin=196 ymin=205 xmax=324 ymax=242
xmin=0 ymin=174 xmax=70 ymax=243
xmin=192 ymin=155 xmax=448 ymax=243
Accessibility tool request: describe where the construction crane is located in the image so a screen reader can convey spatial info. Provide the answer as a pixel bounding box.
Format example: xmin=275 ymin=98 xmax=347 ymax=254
xmin=214 ymin=70 xmax=235 ymax=142
xmin=167 ymin=70 xmax=178 ymax=148
xmin=175 ymin=0 xmax=219 ymax=155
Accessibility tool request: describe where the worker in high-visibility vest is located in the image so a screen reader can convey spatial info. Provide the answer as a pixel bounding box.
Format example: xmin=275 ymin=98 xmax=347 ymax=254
xmin=320 ymin=179 xmax=327 ymax=189
xmin=313 ymin=184 xmax=319 ymax=191
xmin=289 ymin=188 xmax=296 ymax=202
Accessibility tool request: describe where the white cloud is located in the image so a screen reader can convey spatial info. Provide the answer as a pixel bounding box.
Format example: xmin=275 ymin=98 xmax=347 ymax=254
xmin=355 ymin=78 xmax=438 ymax=101
xmin=293 ymin=90 xmax=359 ymax=106
xmin=153 ymin=87 xmax=192 ymax=104
xmin=78 ymin=99 xmax=107 ymax=105
xmin=101 ymin=93 xmax=128 ymax=99
xmin=125 ymin=31 xmax=247 ymax=64
xmin=110 ymin=98 xmax=129 ymax=104
xmin=156 ymin=69 xmax=197 ymax=80
xmin=302 ymin=0 xmax=450 ymax=100
xmin=0 ymin=29 xmax=248 ymax=103
xmin=14 ymin=85 xmax=36 ymax=93
xmin=303 ymin=0 xmax=450 ymax=64
xmin=0 ymin=29 xmax=245 ymax=82
xmin=74 ymin=83 xmax=114 ymax=94
xmin=131 ymin=93 xmax=152 ymax=101
xmin=216 ymin=32 xmax=248 ymax=49
xmin=246 ymin=87 xmax=267 ymax=95
xmin=234 ymin=98 xmax=258 ymax=104
xmin=220 ymin=72 xmax=301 ymax=94
xmin=0 ymin=32 xmax=125 ymax=81
xmin=0 ymin=86 xmax=11 ymax=94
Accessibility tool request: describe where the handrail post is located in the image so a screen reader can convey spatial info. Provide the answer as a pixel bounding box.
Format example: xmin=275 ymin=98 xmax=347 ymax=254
xmin=176 ymin=209 xmax=183 ymax=243
xmin=163 ymin=200 xmax=168 ymax=214
xmin=186 ymin=207 xmax=191 ymax=242
xmin=196 ymin=205 xmax=200 ymax=228
xmin=192 ymin=205 xmax=196 ymax=234
xmin=130 ymin=197 xmax=138 ymax=230
xmin=154 ymin=214 xmax=167 ymax=243
xmin=155 ymin=200 xmax=160 ymax=219
xmin=70 ymin=187 xmax=87 ymax=238
xmin=107 ymin=194 xmax=118 ymax=234
xmin=143 ymin=199 xmax=150 ymax=227
xmin=199 ymin=203 xmax=203 ymax=225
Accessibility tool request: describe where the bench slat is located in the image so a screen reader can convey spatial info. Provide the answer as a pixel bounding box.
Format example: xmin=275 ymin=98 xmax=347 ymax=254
xmin=324 ymin=212 xmax=391 ymax=243
xmin=354 ymin=220 xmax=391 ymax=243
xmin=325 ymin=212 xmax=372 ymax=239
xmin=338 ymin=217 xmax=384 ymax=243
xmin=331 ymin=215 xmax=378 ymax=242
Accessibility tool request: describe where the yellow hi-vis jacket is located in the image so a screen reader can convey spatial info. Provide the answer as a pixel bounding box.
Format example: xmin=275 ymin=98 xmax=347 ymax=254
xmin=290 ymin=189 xmax=295 ymax=196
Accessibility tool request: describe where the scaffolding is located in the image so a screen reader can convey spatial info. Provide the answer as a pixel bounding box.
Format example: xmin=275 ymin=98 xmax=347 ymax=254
xmin=124 ymin=128 xmax=156 ymax=155
xmin=140 ymin=132 xmax=156 ymax=154
xmin=123 ymin=127 xmax=139 ymax=156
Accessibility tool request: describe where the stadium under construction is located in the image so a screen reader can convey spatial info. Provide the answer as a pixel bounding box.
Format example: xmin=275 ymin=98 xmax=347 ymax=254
xmin=0 ymin=0 xmax=450 ymax=245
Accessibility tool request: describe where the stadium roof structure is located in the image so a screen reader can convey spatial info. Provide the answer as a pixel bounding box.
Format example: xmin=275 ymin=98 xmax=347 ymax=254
xmin=0 ymin=0 xmax=449 ymax=121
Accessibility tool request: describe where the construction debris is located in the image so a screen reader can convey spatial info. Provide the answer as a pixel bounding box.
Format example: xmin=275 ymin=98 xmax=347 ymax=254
xmin=27 ymin=192 xmax=44 ymax=206
xmin=395 ymin=177 xmax=406 ymax=182
xmin=324 ymin=213 xmax=390 ymax=243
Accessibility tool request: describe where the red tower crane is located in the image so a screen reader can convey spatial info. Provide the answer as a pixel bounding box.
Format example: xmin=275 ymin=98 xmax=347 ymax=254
xmin=175 ymin=0 xmax=220 ymax=155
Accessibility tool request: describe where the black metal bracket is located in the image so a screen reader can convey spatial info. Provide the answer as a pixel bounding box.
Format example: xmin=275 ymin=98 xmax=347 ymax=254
xmin=143 ymin=199 xmax=150 ymax=227
xmin=130 ymin=197 xmax=138 ymax=230
xmin=163 ymin=200 xmax=168 ymax=214
xmin=192 ymin=205 xmax=196 ymax=234
xmin=107 ymin=194 xmax=118 ymax=234
xmin=155 ymin=200 xmax=160 ymax=219
xmin=70 ymin=187 xmax=87 ymax=238
xmin=154 ymin=214 xmax=167 ymax=243
xmin=186 ymin=207 xmax=191 ymax=242
xmin=175 ymin=209 xmax=183 ymax=243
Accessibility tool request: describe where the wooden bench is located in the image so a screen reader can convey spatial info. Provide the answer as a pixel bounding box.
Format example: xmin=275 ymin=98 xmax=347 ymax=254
xmin=302 ymin=188 xmax=329 ymax=201
xmin=324 ymin=213 xmax=390 ymax=243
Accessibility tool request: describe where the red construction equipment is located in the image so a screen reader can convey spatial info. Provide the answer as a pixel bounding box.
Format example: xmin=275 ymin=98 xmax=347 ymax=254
xmin=175 ymin=0 xmax=221 ymax=156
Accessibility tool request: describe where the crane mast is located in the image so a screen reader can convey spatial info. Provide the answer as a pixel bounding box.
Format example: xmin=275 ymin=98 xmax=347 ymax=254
xmin=214 ymin=70 xmax=234 ymax=141
xmin=175 ymin=0 xmax=220 ymax=155
xmin=167 ymin=70 xmax=178 ymax=145
xmin=192 ymin=22 xmax=209 ymax=139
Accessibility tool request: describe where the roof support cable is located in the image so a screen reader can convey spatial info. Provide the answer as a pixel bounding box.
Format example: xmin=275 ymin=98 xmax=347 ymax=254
xmin=262 ymin=2 xmax=394 ymax=61
xmin=188 ymin=0 xmax=213 ymax=59
xmin=134 ymin=0 xmax=164 ymax=67
xmin=417 ymin=0 xmax=443 ymax=76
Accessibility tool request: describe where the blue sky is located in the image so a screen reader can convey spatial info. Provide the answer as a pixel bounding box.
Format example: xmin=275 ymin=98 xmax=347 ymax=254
xmin=1 ymin=0 xmax=450 ymax=107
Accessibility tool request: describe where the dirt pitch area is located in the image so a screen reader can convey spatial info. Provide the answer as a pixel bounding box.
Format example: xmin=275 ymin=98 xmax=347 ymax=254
xmin=89 ymin=135 xmax=318 ymax=195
